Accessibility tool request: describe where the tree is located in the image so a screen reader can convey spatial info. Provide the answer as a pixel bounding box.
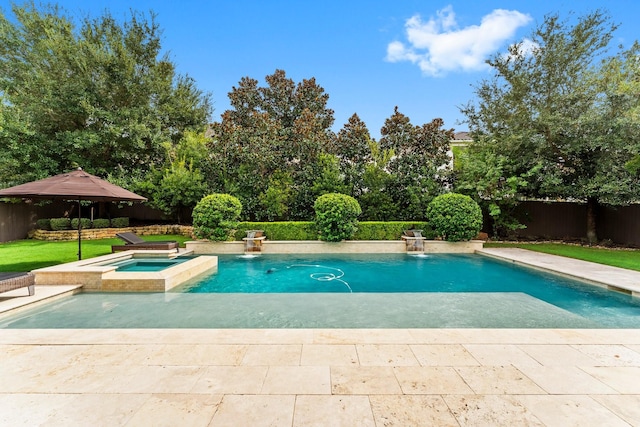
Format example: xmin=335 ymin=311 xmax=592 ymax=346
xmin=154 ymin=160 xmax=208 ymax=223
xmin=259 ymin=170 xmax=293 ymax=221
xmin=134 ymin=131 xmax=209 ymax=223
xmin=454 ymin=140 xmax=528 ymax=236
xmin=380 ymin=107 xmax=453 ymax=220
xmin=0 ymin=2 xmax=211 ymax=185
xmin=461 ymin=10 xmax=640 ymax=243
xmin=359 ymin=138 xmax=397 ymax=220
xmin=311 ymin=153 xmax=349 ymax=196
xmin=334 ymin=113 xmax=372 ymax=197
xmin=211 ymin=69 xmax=336 ymax=220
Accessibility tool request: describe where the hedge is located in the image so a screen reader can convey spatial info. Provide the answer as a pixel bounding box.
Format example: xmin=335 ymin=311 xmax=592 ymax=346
xmin=111 ymin=217 xmax=129 ymax=228
xmin=353 ymin=221 xmax=434 ymax=240
xmin=233 ymin=221 xmax=433 ymax=241
xmin=36 ymin=218 xmax=51 ymax=230
xmin=234 ymin=222 xmax=317 ymax=241
xmin=50 ymin=218 xmax=71 ymax=231
xmin=92 ymin=218 xmax=111 ymax=229
xmin=70 ymin=218 xmax=92 ymax=229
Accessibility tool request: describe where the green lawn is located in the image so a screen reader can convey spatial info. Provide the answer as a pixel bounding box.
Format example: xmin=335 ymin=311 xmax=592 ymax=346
xmin=484 ymin=242 xmax=640 ymax=272
xmin=0 ymin=235 xmax=191 ymax=272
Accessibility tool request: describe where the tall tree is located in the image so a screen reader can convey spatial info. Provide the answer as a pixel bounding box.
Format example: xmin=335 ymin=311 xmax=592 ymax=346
xmin=211 ymin=69 xmax=336 ymax=220
xmin=379 ymin=107 xmax=453 ymax=220
xmin=334 ymin=113 xmax=372 ymax=197
xmin=461 ymin=10 xmax=640 ymax=243
xmin=0 ymin=2 xmax=211 ymax=185
xmin=129 ymin=130 xmax=209 ymax=223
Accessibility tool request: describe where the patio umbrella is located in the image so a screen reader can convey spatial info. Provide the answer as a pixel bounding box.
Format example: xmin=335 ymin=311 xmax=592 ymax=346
xmin=0 ymin=167 xmax=147 ymax=259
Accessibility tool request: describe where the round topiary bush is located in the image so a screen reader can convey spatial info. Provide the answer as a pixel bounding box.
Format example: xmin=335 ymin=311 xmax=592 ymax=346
xmin=427 ymin=193 xmax=483 ymax=242
xmin=192 ymin=193 xmax=242 ymax=241
xmin=314 ymin=193 xmax=362 ymax=242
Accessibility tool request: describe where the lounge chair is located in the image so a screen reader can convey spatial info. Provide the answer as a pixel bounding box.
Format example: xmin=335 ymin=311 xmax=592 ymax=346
xmin=0 ymin=272 xmax=35 ymax=296
xmin=111 ymin=232 xmax=179 ymax=252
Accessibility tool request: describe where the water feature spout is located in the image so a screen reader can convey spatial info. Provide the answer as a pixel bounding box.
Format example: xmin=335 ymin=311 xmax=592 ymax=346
xmin=243 ymin=230 xmax=265 ymax=255
xmin=402 ymin=229 xmax=425 ymax=254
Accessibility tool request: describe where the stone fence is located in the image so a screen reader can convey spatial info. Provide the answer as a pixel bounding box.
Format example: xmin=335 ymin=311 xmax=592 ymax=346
xmin=30 ymin=225 xmax=194 ymax=241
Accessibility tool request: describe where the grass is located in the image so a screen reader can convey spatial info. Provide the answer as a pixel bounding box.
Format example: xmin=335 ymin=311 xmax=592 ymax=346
xmin=484 ymin=242 xmax=640 ymax=272
xmin=0 ymin=235 xmax=191 ymax=272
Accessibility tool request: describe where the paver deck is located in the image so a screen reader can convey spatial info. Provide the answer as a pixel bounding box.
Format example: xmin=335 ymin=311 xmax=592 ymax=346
xmin=0 ymin=248 xmax=639 ymax=425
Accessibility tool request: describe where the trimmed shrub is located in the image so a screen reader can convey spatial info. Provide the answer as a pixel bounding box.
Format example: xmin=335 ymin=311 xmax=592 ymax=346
xmin=234 ymin=222 xmax=317 ymax=240
xmin=353 ymin=221 xmax=434 ymax=240
xmin=233 ymin=221 xmax=434 ymax=241
xmin=71 ymin=218 xmax=92 ymax=229
xmin=50 ymin=217 xmax=71 ymax=231
xmin=92 ymin=218 xmax=111 ymax=229
xmin=427 ymin=193 xmax=483 ymax=242
xmin=111 ymin=217 xmax=129 ymax=228
xmin=193 ymin=193 xmax=242 ymax=241
xmin=314 ymin=193 xmax=362 ymax=242
xmin=36 ymin=218 xmax=51 ymax=230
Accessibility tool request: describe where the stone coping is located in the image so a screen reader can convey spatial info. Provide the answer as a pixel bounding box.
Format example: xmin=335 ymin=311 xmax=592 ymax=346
xmin=478 ymin=247 xmax=640 ymax=297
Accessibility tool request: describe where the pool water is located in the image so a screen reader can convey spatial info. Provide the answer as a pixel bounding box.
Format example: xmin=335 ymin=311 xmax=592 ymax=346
xmin=109 ymin=258 xmax=187 ymax=272
xmin=1 ymin=254 xmax=639 ymax=329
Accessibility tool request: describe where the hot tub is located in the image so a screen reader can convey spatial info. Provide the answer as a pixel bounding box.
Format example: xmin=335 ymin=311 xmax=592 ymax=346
xmin=32 ymin=250 xmax=218 ymax=292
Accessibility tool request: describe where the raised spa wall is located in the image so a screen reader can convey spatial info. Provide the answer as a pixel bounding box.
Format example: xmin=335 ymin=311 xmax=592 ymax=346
xmin=33 ymin=250 xmax=218 ymax=292
xmin=185 ymin=239 xmax=485 ymax=255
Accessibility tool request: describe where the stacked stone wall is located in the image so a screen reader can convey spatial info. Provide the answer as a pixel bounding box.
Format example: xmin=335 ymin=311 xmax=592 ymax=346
xmin=31 ymin=225 xmax=194 ymax=241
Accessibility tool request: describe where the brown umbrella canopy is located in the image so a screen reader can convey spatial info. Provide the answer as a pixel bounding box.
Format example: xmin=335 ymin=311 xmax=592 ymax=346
xmin=0 ymin=167 xmax=147 ymax=202
xmin=0 ymin=168 xmax=147 ymax=259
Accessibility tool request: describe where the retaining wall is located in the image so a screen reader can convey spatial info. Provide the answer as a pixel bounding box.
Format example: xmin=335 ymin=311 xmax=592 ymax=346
xmin=31 ymin=225 xmax=193 ymax=241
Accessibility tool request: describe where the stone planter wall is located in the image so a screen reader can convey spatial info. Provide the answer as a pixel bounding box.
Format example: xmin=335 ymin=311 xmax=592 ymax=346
xmin=31 ymin=225 xmax=194 ymax=241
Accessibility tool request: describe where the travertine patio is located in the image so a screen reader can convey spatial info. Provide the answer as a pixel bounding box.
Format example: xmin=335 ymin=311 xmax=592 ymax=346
xmin=1 ymin=328 xmax=639 ymax=426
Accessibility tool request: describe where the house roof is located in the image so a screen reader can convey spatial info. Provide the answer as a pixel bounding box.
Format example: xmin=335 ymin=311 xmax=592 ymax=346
xmin=453 ymin=131 xmax=472 ymax=141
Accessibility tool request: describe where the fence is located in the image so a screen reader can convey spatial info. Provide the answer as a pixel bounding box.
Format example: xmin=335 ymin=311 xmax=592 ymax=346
xmin=513 ymin=201 xmax=640 ymax=247
xmin=0 ymin=201 xmax=168 ymax=243
xmin=0 ymin=201 xmax=69 ymax=242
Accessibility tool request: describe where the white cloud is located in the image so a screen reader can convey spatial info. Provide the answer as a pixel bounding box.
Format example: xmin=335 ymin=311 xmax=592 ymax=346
xmin=386 ymin=5 xmax=532 ymax=76
xmin=506 ymin=38 xmax=539 ymax=60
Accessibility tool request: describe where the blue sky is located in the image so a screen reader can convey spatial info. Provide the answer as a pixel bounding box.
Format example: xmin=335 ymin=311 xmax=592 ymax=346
xmin=2 ymin=1 xmax=639 ymax=138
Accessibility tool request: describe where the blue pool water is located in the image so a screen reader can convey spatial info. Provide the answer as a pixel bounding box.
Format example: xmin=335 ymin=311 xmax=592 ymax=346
xmin=1 ymin=254 xmax=639 ymax=328
xmin=109 ymin=258 xmax=187 ymax=272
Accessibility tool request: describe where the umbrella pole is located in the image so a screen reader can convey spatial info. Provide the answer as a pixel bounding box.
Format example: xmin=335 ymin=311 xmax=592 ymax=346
xmin=77 ymin=199 xmax=82 ymax=260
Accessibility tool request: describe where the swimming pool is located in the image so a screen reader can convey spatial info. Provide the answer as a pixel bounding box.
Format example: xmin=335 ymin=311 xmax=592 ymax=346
xmin=2 ymin=253 xmax=639 ymax=328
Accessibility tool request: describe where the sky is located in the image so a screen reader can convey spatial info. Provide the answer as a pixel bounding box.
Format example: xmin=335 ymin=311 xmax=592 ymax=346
xmin=1 ymin=0 xmax=639 ymax=138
